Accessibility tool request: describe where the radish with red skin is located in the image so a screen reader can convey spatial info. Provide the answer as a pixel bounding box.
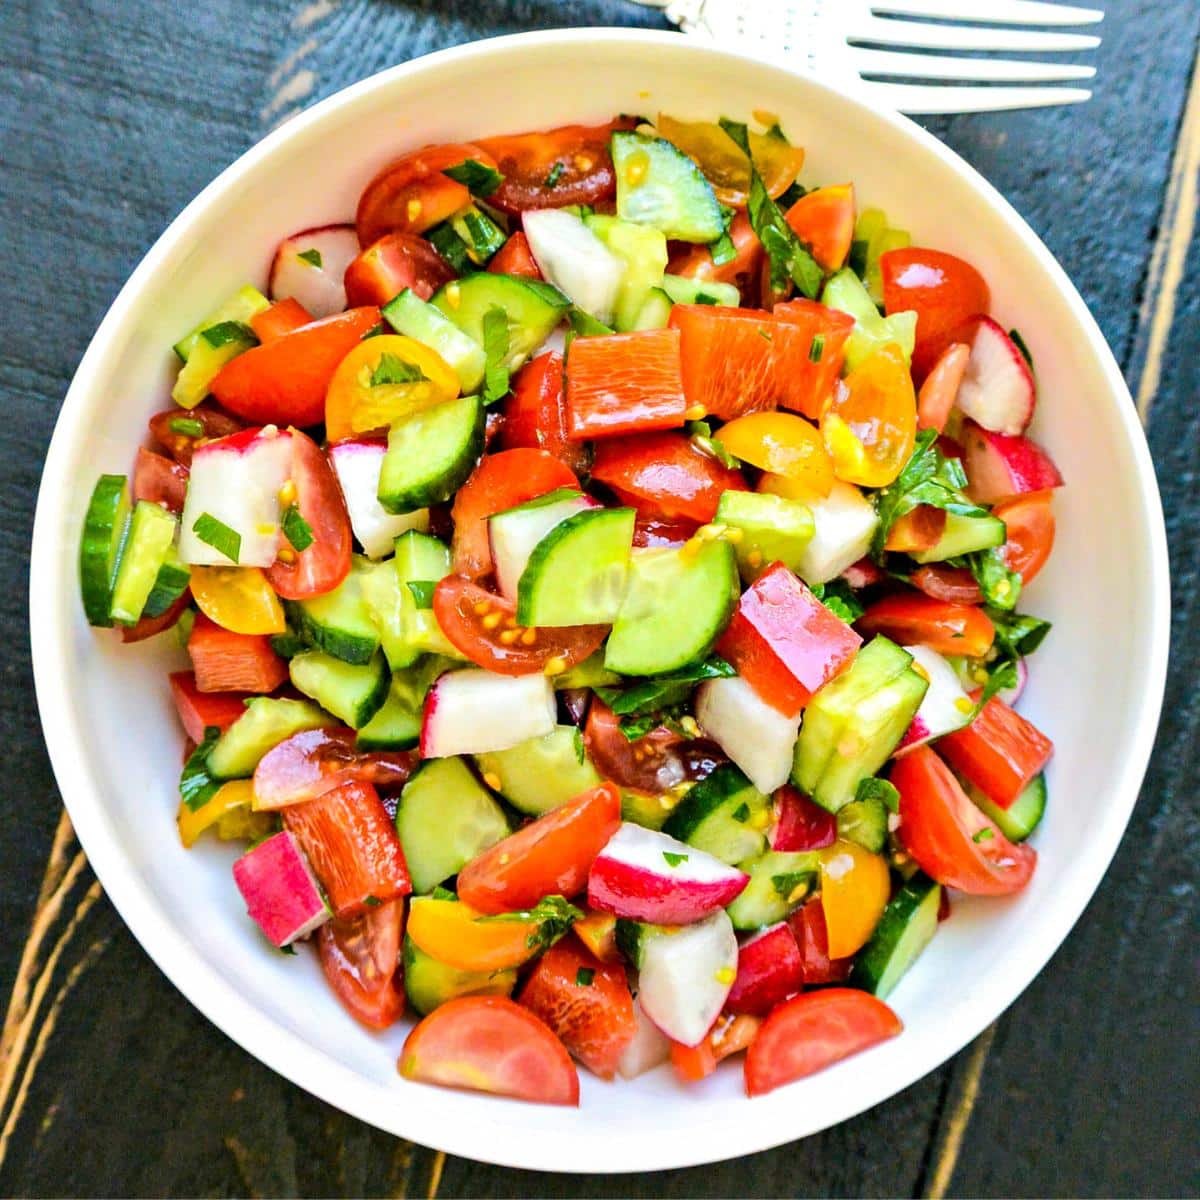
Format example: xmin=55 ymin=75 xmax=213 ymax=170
xmin=487 ymin=490 xmax=599 ymax=603
xmin=587 ymin=822 xmax=749 ymax=925
xmin=893 ymin=644 xmax=973 ymax=758
xmin=841 ymin=557 xmax=886 ymax=590
xmin=616 ymin=995 xmax=672 ymax=1079
xmin=695 ymin=675 xmax=801 ymax=795
xmin=960 ymin=419 xmax=1063 ymax=505
xmin=232 ymin=830 xmax=330 ymax=947
xmin=269 ymin=225 xmax=359 ymax=318
xmin=954 ymin=317 xmax=1036 ymax=436
xmin=771 ymin=785 xmax=836 ymax=851
xmin=726 ymin=922 xmax=805 ymax=1016
xmin=328 ymin=440 xmax=429 ymax=559
xmin=420 ymin=668 xmax=557 ymax=758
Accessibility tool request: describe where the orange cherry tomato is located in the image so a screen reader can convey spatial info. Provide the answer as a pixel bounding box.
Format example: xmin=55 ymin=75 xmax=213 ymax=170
xmin=818 ymin=840 xmax=891 ymax=959
xmin=994 ymin=491 xmax=1056 ymax=585
xmin=406 ymin=897 xmax=552 ymax=972
xmin=488 ymin=231 xmax=543 ymax=279
xmin=718 ymin=411 xmax=834 ymax=497
xmin=177 ymin=779 xmax=260 ymax=849
xmin=857 ymin=593 xmax=995 ymax=659
xmin=821 ymin=343 xmax=917 ymax=488
xmin=189 ymin=566 xmax=286 ymax=635
xmin=785 ymin=184 xmax=856 ymax=272
xmin=670 ymin=1013 xmax=762 ymax=1083
xmin=917 ymin=341 xmax=970 ymax=433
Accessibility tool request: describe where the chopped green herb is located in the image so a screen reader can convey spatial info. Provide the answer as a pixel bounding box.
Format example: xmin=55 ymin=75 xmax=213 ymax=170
xmin=362 ymin=895 xmax=382 ymax=907
xmin=986 ymin=608 xmax=1052 ymax=659
xmin=443 ymin=158 xmax=504 ymax=196
xmin=371 ymin=352 xmax=428 ymax=387
xmin=1009 ymin=328 xmax=1034 ymax=370
xmin=544 ymin=161 xmax=566 ymax=188
xmin=575 ymin=967 xmax=595 ymax=987
xmin=297 ymin=247 xmax=322 ymax=268
xmin=771 ymin=870 xmax=813 ymax=901
xmin=406 ymin=580 xmax=436 ymax=608
xmin=459 ymin=208 xmax=506 ymax=261
xmin=757 ymin=327 xmax=773 ymax=343
xmin=975 ymin=658 xmax=1020 ymax=715
xmin=809 ymin=334 xmax=825 ymax=363
xmin=597 ymin=658 xmax=735 ymax=729
xmin=855 ymin=776 xmax=900 ymax=814
xmin=200 ymin=320 xmax=255 ymax=350
xmin=431 ymin=884 xmax=457 ymax=902
xmin=279 ymin=943 xmax=297 ymax=955
xmin=360 ymin=322 xmax=386 ymax=340
xmin=192 ymin=513 xmax=241 ymax=563
xmin=662 ymin=851 xmax=689 ymax=868
xmin=485 ymin=895 xmax=582 ymax=952
xmin=482 ymin=306 xmax=511 ymax=404
xmin=573 ymin=726 xmax=586 ymax=765
xmin=732 ymin=802 xmax=751 ymax=823
xmin=687 ymin=419 xmax=739 ymax=469
xmin=968 ymin=547 xmax=1022 ymax=611
xmin=811 ymin=580 xmax=865 ymax=624
xmin=281 ymin=505 xmax=314 ymax=553
xmin=972 ymin=828 xmax=995 ymax=843
xmin=695 ymin=292 xmax=719 ymax=305
xmin=180 ymin=727 xmax=222 ymax=812
xmin=708 ymin=216 xmax=737 ymax=267
xmin=168 ymin=416 xmax=205 ymax=437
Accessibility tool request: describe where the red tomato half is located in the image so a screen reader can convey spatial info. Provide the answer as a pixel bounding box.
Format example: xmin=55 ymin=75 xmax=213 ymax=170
xmin=210 ymin=307 xmax=382 ymax=428
xmin=880 ymin=247 xmax=990 ymax=381
xmin=488 ymin=231 xmax=543 ymax=279
xmin=583 ymin=699 xmax=716 ymax=796
xmin=132 ymin=446 xmax=188 ymax=513
xmin=787 ymin=898 xmax=853 ymax=985
xmin=891 ymin=745 xmax=1037 ymax=895
xmin=265 ymin=429 xmax=353 ymax=601
xmin=399 ymin=995 xmax=580 ymax=1105
xmin=909 ymin=565 xmax=983 ymax=606
xmin=772 ymin=786 xmax=837 ymax=852
xmin=591 ymin=432 xmax=746 ymax=523
xmin=670 ymin=1014 xmax=762 ymax=1083
xmin=744 ymin=989 xmax=903 ymax=1095
xmin=344 ymin=232 xmax=457 ymax=307
xmin=785 ymin=184 xmax=855 ymax=272
xmin=458 ymin=784 xmax=621 ymax=914
xmin=318 ymin=898 xmax=405 ymax=1030
xmin=432 ymin=575 xmax=607 ymax=676
xmin=450 ymin=448 xmax=579 ymax=580
xmin=995 ymin=491 xmax=1056 ymax=586
xmin=149 ymin=401 xmax=244 ymax=466
xmin=517 ymin=935 xmax=636 ymax=1080
xmin=857 ymin=593 xmax=994 ymax=659
xmin=500 ymin=353 xmax=587 ymax=474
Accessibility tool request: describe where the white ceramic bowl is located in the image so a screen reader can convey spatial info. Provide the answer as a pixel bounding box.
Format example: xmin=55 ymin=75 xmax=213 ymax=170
xmin=30 ymin=28 xmax=1169 ymax=1173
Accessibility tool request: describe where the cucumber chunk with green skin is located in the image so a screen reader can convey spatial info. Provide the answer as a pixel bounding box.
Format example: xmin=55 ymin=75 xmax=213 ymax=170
xmin=431 ymin=274 xmax=570 ymax=371
xmin=288 ymin=650 xmax=389 ymax=730
xmin=517 ymin=507 xmax=636 ymax=627
xmin=966 ymin=772 xmax=1047 ymax=842
xmin=630 ymin=287 xmax=673 ymax=331
xmin=489 ymin=489 xmax=594 ymax=603
xmin=109 ymin=500 xmax=177 ymax=625
xmin=661 ymin=274 xmax=741 ymax=309
xmin=141 ymin=545 xmax=190 ymax=619
xmin=473 ymin=726 xmax=602 ymax=816
xmin=553 ymin=651 xmax=621 ymax=691
xmin=402 ymin=934 xmax=517 ymax=1016
xmin=395 ymin=757 xmax=510 ymax=894
xmin=714 ymin=490 xmax=815 ymax=583
xmin=850 ymin=872 xmax=941 ymax=998
xmin=171 ymin=322 xmax=259 ymax=410
xmin=725 ymin=850 xmax=820 ymax=931
xmin=288 ymin=556 xmax=380 ymax=665
xmin=172 ymin=284 xmax=269 ymax=362
xmin=611 ymin=132 xmax=724 ymax=243
xmin=620 ymin=788 xmax=681 ymax=832
xmin=662 ymin=764 xmax=769 ymax=865
xmin=821 ymin=268 xmax=916 ymax=372
xmin=584 ymin=214 xmax=669 ymax=331
xmin=910 ymin=512 xmax=1007 ymax=564
xmin=80 ymin=474 xmax=131 ymax=627
xmin=355 ymin=682 xmax=423 ymax=751
xmin=382 ymin=289 xmax=487 ymax=393
xmin=379 ymin=394 xmax=484 ymax=515
xmin=208 ymin=698 xmax=337 ymax=780
xmin=836 ymin=795 xmax=889 ymax=854
xmin=604 ymin=539 xmax=739 ymax=676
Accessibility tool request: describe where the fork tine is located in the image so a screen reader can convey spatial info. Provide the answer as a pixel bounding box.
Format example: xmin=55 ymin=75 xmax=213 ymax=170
xmin=849 ymin=15 xmax=1101 ymax=52
xmin=852 ymin=48 xmax=1096 ymax=82
xmin=870 ymin=0 xmax=1103 ymax=26
xmin=858 ymin=81 xmax=1092 ymax=113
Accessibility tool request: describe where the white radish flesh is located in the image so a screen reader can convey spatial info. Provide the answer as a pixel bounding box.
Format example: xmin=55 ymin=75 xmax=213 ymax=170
xmin=420 ymin=669 xmax=557 ymax=758
xmin=268 ymin=225 xmax=360 ymax=319
xmin=695 ymin=675 xmax=801 ymax=793
xmin=617 ymin=994 xmax=672 ymax=1079
xmin=794 ymin=481 xmax=879 ymax=585
xmin=893 ymin=645 xmax=973 ymax=757
xmin=488 ymin=491 xmax=597 ymax=602
xmin=328 ymin=440 xmax=429 ymax=559
xmin=955 ymin=317 xmax=1036 ymax=436
xmin=522 ymin=209 xmax=624 ymax=327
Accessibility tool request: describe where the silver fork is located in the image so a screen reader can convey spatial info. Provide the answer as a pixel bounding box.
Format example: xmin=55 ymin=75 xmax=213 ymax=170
xmin=630 ymin=0 xmax=1103 ymax=113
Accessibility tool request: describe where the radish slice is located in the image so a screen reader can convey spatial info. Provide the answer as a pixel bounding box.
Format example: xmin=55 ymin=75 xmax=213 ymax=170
xmin=695 ymin=675 xmax=801 ymax=794
xmin=268 ymin=225 xmax=360 ymax=319
xmin=960 ymin=419 xmax=1063 ymax=505
xmin=616 ymin=994 xmax=672 ymax=1079
xmin=637 ymin=910 xmax=738 ymax=1047
xmin=587 ymin=822 xmax=749 ymax=925
xmin=999 ymin=656 xmax=1029 ymax=707
xmin=178 ymin=427 xmax=292 ymax=567
xmin=231 ymin=830 xmax=330 ymax=947
xmin=522 ymin=210 xmax=624 ymax=327
xmin=954 ymin=317 xmax=1036 ymax=436
xmin=794 ymin=481 xmax=879 ymax=585
xmin=893 ymin=644 xmax=973 ymax=757
xmin=726 ymin=922 xmax=804 ymax=1016
xmin=420 ymin=668 xmax=557 ymax=758
xmin=328 ymin=440 xmax=429 ymax=559
xmin=488 ymin=490 xmax=598 ymax=602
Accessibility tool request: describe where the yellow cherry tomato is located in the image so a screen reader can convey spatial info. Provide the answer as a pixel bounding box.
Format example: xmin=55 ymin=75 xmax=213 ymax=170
xmin=820 ymin=343 xmax=916 ymax=488
xmin=819 ymin=839 xmax=892 ymax=959
xmin=720 ymin=411 xmax=835 ymax=497
xmin=325 ymin=334 xmax=459 ymax=442
xmin=406 ymin=898 xmax=546 ymax=972
xmin=190 ymin=566 xmax=287 ymax=635
xmin=177 ymin=780 xmax=274 ymax=848
xmin=656 ymin=114 xmax=805 ymax=207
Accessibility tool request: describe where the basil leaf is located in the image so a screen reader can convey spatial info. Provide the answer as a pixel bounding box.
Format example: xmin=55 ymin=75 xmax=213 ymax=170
xmin=855 ymin=776 xmax=900 ymax=814
xmin=985 ymin=608 xmax=1052 ymax=659
xmin=371 ymin=352 xmax=427 ymax=387
xmin=296 ymin=247 xmax=322 ymax=268
xmin=969 ymin=548 xmax=1022 ymax=610
xmin=811 ymin=580 xmax=865 ymax=624
xmin=600 ymin=657 xmax=734 ymax=718
xmin=406 ymin=580 xmax=436 ymax=608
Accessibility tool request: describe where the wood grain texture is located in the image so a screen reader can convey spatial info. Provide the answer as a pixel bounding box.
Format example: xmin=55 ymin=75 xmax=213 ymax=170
xmin=1 ymin=1 xmax=1198 ymax=1195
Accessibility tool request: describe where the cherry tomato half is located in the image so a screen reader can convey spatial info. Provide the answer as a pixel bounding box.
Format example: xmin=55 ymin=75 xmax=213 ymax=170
xmin=995 ymin=491 xmax=1056 ymax=586
xmin=718 ymin=412 xmax=833 ymax=497
xmin=785 ymin=184 xmax=855 ymax=272
xmin=668 ymin=210 xmax=764 ymax=303
xmin=344 ymin=232 xmax=456 ymax=308
xmin=189 ymin=566 xmax=286 ymax=635
xmin=148 ymin=401 xmax=243 ymax=466
xmin=857 ymin=593 xmax=995 ymax=659
xmin=318 ymin=898 xmax=405 ymax=1029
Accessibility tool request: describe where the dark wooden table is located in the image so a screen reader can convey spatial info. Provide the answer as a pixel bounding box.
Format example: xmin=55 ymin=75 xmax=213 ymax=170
xmin=2 ymin=2 xmax=1197 ymax=1195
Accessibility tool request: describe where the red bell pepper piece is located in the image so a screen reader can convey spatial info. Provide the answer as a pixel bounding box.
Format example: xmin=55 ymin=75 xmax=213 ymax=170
xmin=169 ymin=671 xmax=252 ymax=742
xmin=500 ymin=352 xmax=586 ymax=473
xmin=717 ymin=562 xmax=861 ymax=716
xmin=488 ymin=231 xmax=543 ymax=279
xmin=187 ymin=612 xmax=288 ymax=694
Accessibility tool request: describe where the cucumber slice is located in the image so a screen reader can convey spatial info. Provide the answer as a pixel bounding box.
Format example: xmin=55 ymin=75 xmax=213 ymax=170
xmin=661 ymin=274 xmax=740 ymax=309
xmin=355 ymin=681 xmax=423 ymax=751
xmin=604 ymin=539 xmax=738 ymax=676
xmin=288 ymin=650 xmax=389 ymax=729
xmin=172 ymin=284 xmax=269 ymax=362
xmin=850 ymin=872 xmax=941 ymax=998
xmin=402 ymin=934 xmax=517 ymax=1016
xmin=631 ymin=287 xmax=673 ymax=331
xmin=836 ymin=795 xmax=889 ymax=854
xmin=488 ymin=489 xmax=591 ymax=603
xmin=448 ymin=204 xmax=507 ymax=266
xmin=171 ymin=321 xmax=258 ymax=410
xmin=361 ymin=535 xmax=458 ymax=671
xmin=662 ymin=764 xmax=769 ymax=865
xmin=288 ymin=556 xmax=380 ymax=665
xmin=583 ymin=214 xmax=669 ymax=331
xmin=821 ymin=268 xmax=916 ymax=372
xmin=473 ymin=726 xmax=602 ymax=816
xmin=517 ymin=507 xmax=635 ymax=627
xmin=725 ymin=850 xmax=820 ymax=931
xmin=431 ymin=274 xmax=570 ymax=372
xmin=110 ymin=501 xmax=178 ymax=625
xmin=553 ymin=651 xmax=622 ymax=691
xmin=382 ymin=289 xmax=487 ymax=393
xmin=910 ymin=512 xmax=1007 ymax=564
xmin=142 ymin=545 xmax=191 ymax=619
xmin=80 ymin=475 xmax=131 ymax=627
xmin=611 ymin=132 xmax=724 ymax=243
xmin=378 ymin=394 xmax=484 ymax=515
xmin=395 ymin=757 xmax=510 ymax=894
xmin=524 ymin=210 xmax=624 ymax=327
xmin=714 ymin=490 xmax=815 ymax=583
xmin=208 ymin=697 xmax=336 ymax=780
xmin=967 ymin=772 xmax=1047 ymax=842
xmin=620 ymin=788 xmax=681 ymax=832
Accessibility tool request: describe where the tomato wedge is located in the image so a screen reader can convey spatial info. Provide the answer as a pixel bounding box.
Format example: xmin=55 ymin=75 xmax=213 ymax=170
xmin=458 ymin=784 xmax=621 ymax=914
xmin=818 ymin=840 xmax=891 ymax=959
xmin=917 ymin=342 xmax=970 ymax=433
xmin=318 ymin=898 xmax=405 ymax=1030
xmin=785 ymin=184 xmax=855 ymax=272
xmin=591 ymin=432 xmax=746 ymax=523
xmin=718 ymin=411 xmax=834 ymax=497
xmin=432 ymin=575 xmax=607 ymax=677
xmin=406 ymin=898 xmax=551 ymax=972
xmin=449 ymin=448 xmax=579 ymax=580
xmin=500 ymin=352 xmax=587 ymax=474
xmin=344 ymin=232 xmax=457 ymax=308
xmin=583 ymin=698 xmax=716 ymax=796
xmin=265 ymin=429 xmax=352 ymax=601
xmin=994 ymin=491 xmax=1056 ymax=585
xmin=189 ymin=566 xmax=286 ymax=635
xmin=668 ymin=210 xmax=764 ymax=302
xmin=909 ymin=565 xmax=983 ymax=605
xmin=488 ymin=231 xmax=543 ymax=279
xmin=119 ymin=592 xmax=190 ymax=643
xmin=187 ymin=612 xmax=287 ymax=694
xmin=132 ymin=447 xmax=188 ymax=514
xmin=891 ymin=745 xmax=1037 ymax=895
xmin=771 ymin=785 xmax=836 ymax=852
xmin=517 ymin=935 xmax=636 ymax=1080
xmin=857 ymin=593 xmax=995 ymax=659
xmin=744 ymin=989 xmax=903 ymax=1095
xmin=787 ymin=898 xmax=853 ymax=985
xmin=670 ymin=1014 xmax=762 ymax=1083
xmin=250 ymin=297 xmax=314 ymax=343
xmin=399 ymin=995 xmax=580 ymax=1106
xmin=149 ymin=401 xmax=244 ymax=466
xmin=168 ymin=671 xmax=250 ymax=742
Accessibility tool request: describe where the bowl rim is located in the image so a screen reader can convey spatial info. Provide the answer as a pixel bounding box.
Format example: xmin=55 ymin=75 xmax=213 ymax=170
xmin=29 ymin=26 xmax=1171 ymax=1173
